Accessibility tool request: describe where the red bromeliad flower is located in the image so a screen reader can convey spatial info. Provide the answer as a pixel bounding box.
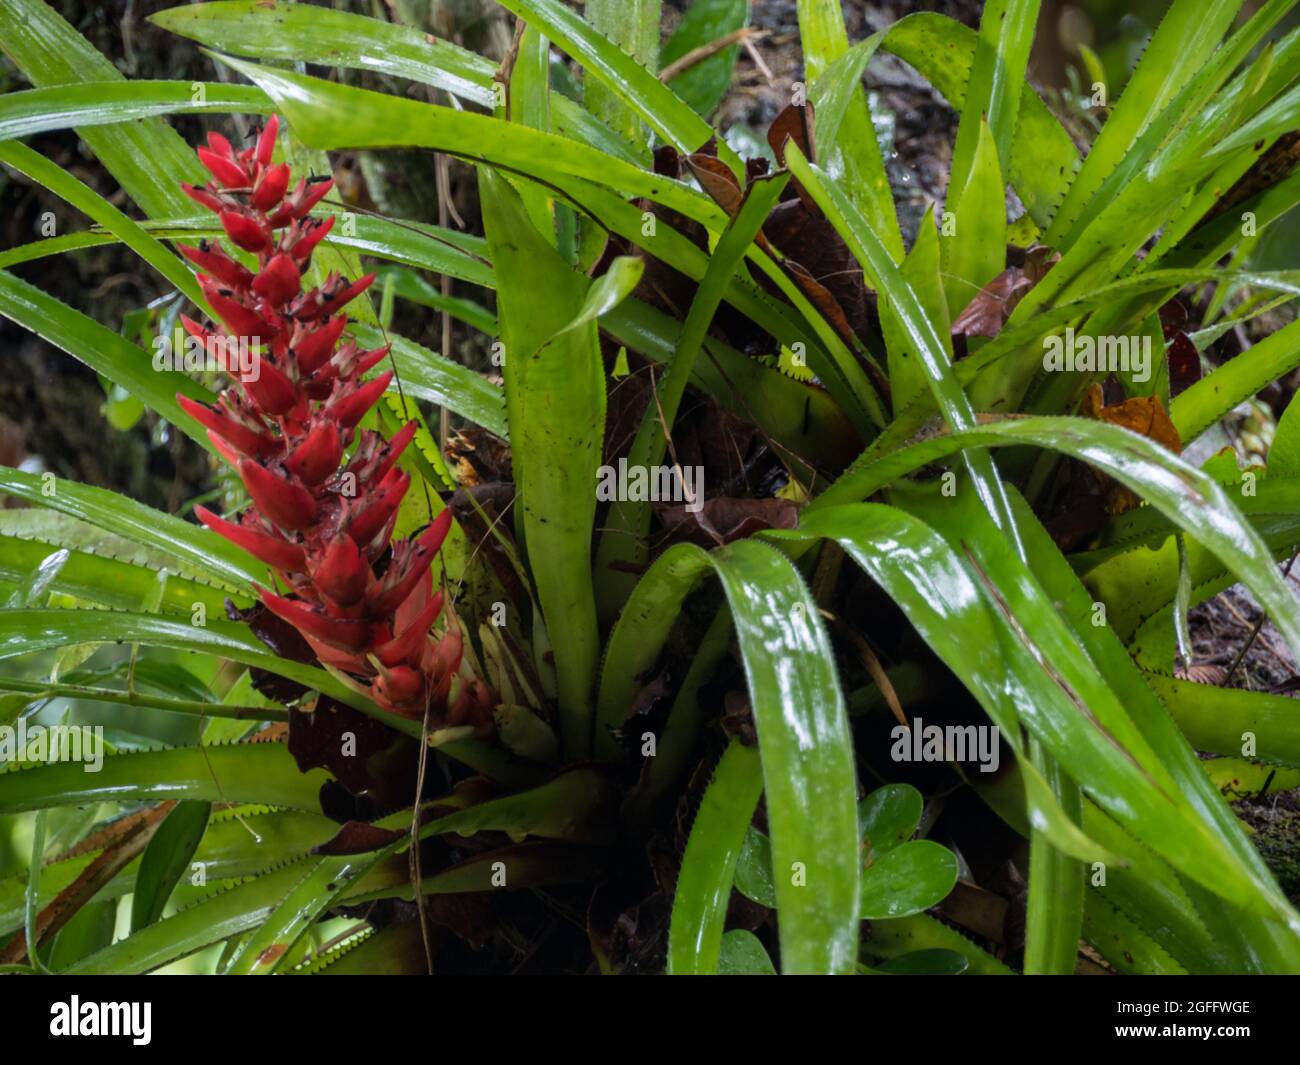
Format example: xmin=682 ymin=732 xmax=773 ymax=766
xmin=177 ymin=117 xmax=495 ymax=733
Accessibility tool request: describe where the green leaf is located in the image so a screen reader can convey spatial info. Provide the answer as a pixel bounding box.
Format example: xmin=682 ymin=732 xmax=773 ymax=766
xmin=0 ymin=743 xmax=328 ymax=814
xmin=948 ymin=0 xmax=1041 ymax=200
xmin=863 ymin=913 xmax=1014 ymax=975
xmin=734 ymin=825 xmax=777 ymax=908
xmin=782 ymin=505 xmax=1113 ymax=866
xmin=151 ymin=0 xmax=495 ymax=106
xmin=1145 ymin=673 xmax=1300 ymax=768
xmin=66 ymin=859 xmax=312 ymax=975
xmin=875 ymin=949 xmax=968 ymax=975
xmin=1172 ymin=317 xmax=1300 ymax=444
xmin=661 ymin=0 xmax=749 ymax=117
xmin=708 ymin=540 xmax=860 ymax=973
xmin=796 ymin=0 xmax=902 ymax=259
xmin=0 ymin=535 xmax=242 ymax=616
xmin=0 ymin=466 xmax=264 ymax=591
xmin=0 ymin=272 xmax=217 ymax=453
xmin=881 ymin=13 xmax=1078 ymax=228
xmin=0 ymin=0 xmax=209 ymax=217
xmin=813 ymin=415 xmax=1300 ymax=667
xmin=1044 ymin=0 xmax=1245 ymax=246
xmin=495 ymin=0 xmax=738 ymax=172
xmin=584 ymin=0 xmax=661 ymax=146
xmin=0 ymin=81 xmax=270 ymax=144
xmin=219 ymin=56 xmax=712 ymax=225
xmin=480 ymin=170 xmax=604 ymax=759
xmin=717 ymin=929 xmax=776 ymax=975
xmin=667 ymin=740 xmax=763 ymax=974
xmin=0 ymin=142 xmax=205 ymax=311
xmin=597 ymin=538 xmax=861 ymax=972
xmin=942 ymin=118 xmax=1006 ymax=320
xmin=130 ymin=801 xmax=211 ymax=932
xmin=0 ymin=609 xmax=378 ymax=719
xmin=860 ymin=840 xmax=958 ymax=920
xmin=858 ymin=783 xmax=922 ymax=854
xmin=594 ymin=173 xmax=790 ymax=634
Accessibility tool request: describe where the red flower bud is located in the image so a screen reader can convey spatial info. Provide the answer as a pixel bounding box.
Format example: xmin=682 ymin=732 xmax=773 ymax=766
xmin=256 ymin=116 xmax=280 ymax=168
xmin=181 ymin=182 xmax=225 ymax=213
xmin=292 ymin=315 xmax=348 ymax=375
xmin=283 ymin=419 xmax=343 ymax=486
xmin=180 ymin=241 xmax=253 ymax=289
xmin=195 ymin=506 xmax=305 ymax=573
xmin=346 ymin=467 xmax=409 ymax=549
xmin=372 ymin=664 xmax=427 ymax=715
xmin=206 ymin=131 xmax=235 ymax=159
xmin=198 ymin=147 xmax=249 ymax=189
xmin=326 ymin=371 xmax=392 ymax=429
xmin=241 ymin=356 xmax=298 ymax=417
xmin=317 ymin=272 xmax=376 ymax=317
xmin=252 ymin=162 xmax=291 ymax=212
xmin=252 ymin=253 xmax=300 ymax=306
xmin=219 ymin=209 xmax=271 ymax=253
xmin=310 ymin=535 xmax=371 ymax=608
xmin=238 ymin=458 xmax=317 ymax=531
xmin=258 ymin=587 xmax=372 ymax=652
xmin=374 ymin=591 xmax=444 ymax=668
xmin=201 ymin=281 xmax=272 ymax=340
xmin=177 ymin=394 xmax=276 ymax=460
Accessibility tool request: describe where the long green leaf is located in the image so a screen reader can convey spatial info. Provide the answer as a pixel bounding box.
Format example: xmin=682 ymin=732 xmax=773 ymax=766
xmin=668 ymin=740 xmax=764 ymax=974
xmin=480 ymin=171 xmax=604 ymax=759
xmin=0 ymin=743 xmax=328 ymax=814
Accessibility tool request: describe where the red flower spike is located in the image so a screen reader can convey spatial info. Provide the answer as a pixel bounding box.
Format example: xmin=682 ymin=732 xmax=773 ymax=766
xmin=198 ymin=147 xmax=249 ymax=189
xmin=195 ymin=506 xmax=305 ymax=572
xmin=219 ymin=209 xmax=271 ymax=253
xmin=310 ymin=535 xmax=371 ymax=608
xmin=283 ymin=420 xmax=343 ymax=486
xmin=252 ymin=253 xmax=300 ymax=306
xmin=238 ymin=458 xmax=317 ymax=531
xmin=177 ymin=394 xmax=276 ymax=460
xmin=180 ymin=118 xmax=494 ymax=735
xmin=256 ymin=116 xmax=280 ymax=168
xmin=258 ymin=587 xmax=372 ymax=652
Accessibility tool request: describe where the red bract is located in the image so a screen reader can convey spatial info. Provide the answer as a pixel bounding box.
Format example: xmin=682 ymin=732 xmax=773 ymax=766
xmin=176 ymin=116 xmax=494 ymax=734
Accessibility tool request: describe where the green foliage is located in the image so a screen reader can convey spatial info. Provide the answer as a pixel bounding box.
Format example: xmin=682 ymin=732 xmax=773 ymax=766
xmin=2 ymin=0 xmax=1300 ymax=976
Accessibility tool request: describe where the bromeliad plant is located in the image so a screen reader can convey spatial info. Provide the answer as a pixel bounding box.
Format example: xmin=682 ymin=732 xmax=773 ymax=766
xmin=2 ymin=0 xmax=1300 ymax=975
